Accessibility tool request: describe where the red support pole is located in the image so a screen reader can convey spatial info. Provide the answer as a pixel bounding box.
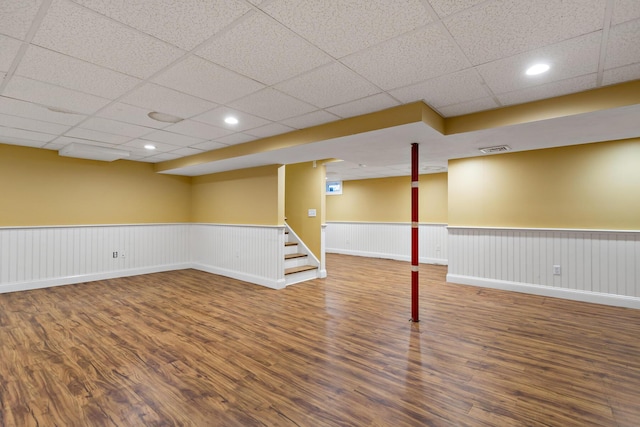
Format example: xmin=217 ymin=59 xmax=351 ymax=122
xmin=411 ymin=143 xmax=419 ymax=322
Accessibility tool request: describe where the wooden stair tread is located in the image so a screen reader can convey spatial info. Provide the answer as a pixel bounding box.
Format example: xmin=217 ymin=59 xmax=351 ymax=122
xmin=285 ymin=265 xmax=317 ymax=275
xmin=285 ymin=253 xmax=307 ymax=260
xmin=284 ymin=242 xmax=298 ymax=246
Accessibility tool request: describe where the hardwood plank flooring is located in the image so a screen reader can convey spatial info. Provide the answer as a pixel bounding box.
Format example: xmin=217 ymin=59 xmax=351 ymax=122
xmin=1 ymin=253 xmax=639 ymax=426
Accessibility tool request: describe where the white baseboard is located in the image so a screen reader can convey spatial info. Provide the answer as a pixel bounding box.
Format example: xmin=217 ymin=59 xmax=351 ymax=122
xmin=0 ymin=263 xmax=192 ymax=294
xmin=446 ymin=274 xmax=640 ymax=310
xmin=192 ymin=263 xmax=285 ymax=290
xmin=327 ymin=248 xmax=448 ymax=266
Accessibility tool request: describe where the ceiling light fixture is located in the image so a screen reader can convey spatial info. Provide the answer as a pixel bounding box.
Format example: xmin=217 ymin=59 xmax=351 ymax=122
xmin=224 ymin=116 xmax=239 ymax=125
xmin=358 ymin=163 xmax=367 ymax=167
xmin=144 ymin=144 xmax=156 ymax=150
xmin=148 ymin=111 xmax=184 ymax=123
xmin=525 ymin=63 xmax=550 ymax=76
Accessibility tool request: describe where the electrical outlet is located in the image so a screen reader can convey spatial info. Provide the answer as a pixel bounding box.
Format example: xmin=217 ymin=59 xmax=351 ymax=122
xmin=112 ymin=251 xmax=118 ymax=258
xmin=553 ymin=265 xmax=561 ymax=275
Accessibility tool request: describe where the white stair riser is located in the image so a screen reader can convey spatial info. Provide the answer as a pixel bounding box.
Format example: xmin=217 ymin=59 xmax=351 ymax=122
xmin=285 ymin=269 xmax=319 ymax=286
xmin=284 ymin=244 xmax=299 ymax=255
xmin=284 ymin=257 xmax=309 ymax=268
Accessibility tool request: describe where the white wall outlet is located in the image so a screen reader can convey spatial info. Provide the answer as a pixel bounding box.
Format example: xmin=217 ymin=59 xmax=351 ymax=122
xmin=553 ymin=265 xmax=561 ymax=275
xmin=112 ymin=251 xmax=118 ymax=258
xmin=308 ymin=209 xmax=316 ymax=217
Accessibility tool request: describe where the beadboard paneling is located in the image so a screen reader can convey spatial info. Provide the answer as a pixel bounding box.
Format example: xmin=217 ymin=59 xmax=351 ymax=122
xmin=191 ymin=224 xmax=285 ymax=289
xmin=447 ymin=227 xmax=640 ymax=308
xmin=325 ymin=222 xmax=447 ymax=265
xmin=0 ymin=224 xmax=190 ymax=293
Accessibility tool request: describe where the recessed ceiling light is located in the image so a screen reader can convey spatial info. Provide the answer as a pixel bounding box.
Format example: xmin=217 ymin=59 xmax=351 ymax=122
xmin=224 ymin=116 xmax=239 ymax=125
xmin=525 ymin=63 xmax=550 ymax=76
xmin=144 ymin=144 xmax=156 ymax=150
xmin=148 ymin=111 xmax=184 ymax=123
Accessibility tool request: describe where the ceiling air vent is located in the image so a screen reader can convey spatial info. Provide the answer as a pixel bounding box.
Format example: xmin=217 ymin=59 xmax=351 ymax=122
xmin=479 ymin=145 xmax=511 ymax=154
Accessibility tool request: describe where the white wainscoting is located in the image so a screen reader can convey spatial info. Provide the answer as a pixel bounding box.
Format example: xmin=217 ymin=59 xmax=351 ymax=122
xmin=0 ymin=224 xmax=191 ymax=293
xmin=447 ymin=227 xmax=640 ymax=309
xmin=191 ymin=224 xmax=285 ymax=289
xmin=325 ymin=222 xmax=448 ymax=265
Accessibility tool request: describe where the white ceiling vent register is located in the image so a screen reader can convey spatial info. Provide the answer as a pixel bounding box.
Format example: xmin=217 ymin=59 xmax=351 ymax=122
xmin=479 ymin=145 xmax=511 ymax=154
xmin=59 ymin=143 xmax=130 ymax=162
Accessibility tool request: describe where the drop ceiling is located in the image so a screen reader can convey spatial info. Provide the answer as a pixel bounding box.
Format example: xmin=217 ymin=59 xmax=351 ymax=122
xmin=0 ymin=0 xmax=639 ymax=180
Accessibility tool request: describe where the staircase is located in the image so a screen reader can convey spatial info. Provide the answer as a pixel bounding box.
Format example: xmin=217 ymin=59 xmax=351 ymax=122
xmin=284 ymin=225 xmax=319 ymax=286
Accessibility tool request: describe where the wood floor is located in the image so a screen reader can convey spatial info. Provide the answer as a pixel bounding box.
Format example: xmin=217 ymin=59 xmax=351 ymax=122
xmin=1 ymin=254 xmax=639 ymax=426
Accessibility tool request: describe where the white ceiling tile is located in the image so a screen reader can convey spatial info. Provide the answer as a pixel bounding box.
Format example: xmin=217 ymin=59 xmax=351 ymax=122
xmin=53 ymin=136 xmax=118 ymax=148
xmin=192 ymin=107 xmax=271 ymax=132
xmin=476 ymin=32 xmax=602 ymax=94
xmin=65 ymin=128 xmax=131 ymax=144
xmin=214 ymin=133 xmax=257 ymax=145
xmin=427 ymin=0 xmax=487 ymax=17
xmin=497 ymin=74 xmax=597 ymax=106
xmin=445 ymin=0 xmax=606 ymax=64
xmin=74 ymin=0 xmax=251 ymax=50
xmin=0 ymin=136 xmax=47 ymax=148
xmin=42 ymin=141 xmax=67 ymax=150
xmin=3 ymin=76 xmax=110 ymax=114
xmin=325 ymin=93 xmax=401 ymax=118
xmin=97 ymin=102 xmax=171 ymax=129
xmin=436 ymin=97 xmax=500 ymax=117
xmin=0 ymin=113 xmax=70 ymax=134
xmin=32 ymin=0 xmax=184 ymax=78
xmin=139 ymin=152 xmax=182 ymax=162
xmin=140 ymin=130 xmax=205 ymax=147
xmin=262 ymin=0 xmax=433 ymax=58
xmin=15 ymin=45 xmax=141 ymax=99
xmin=0 ymin=35 xmax=22 ymax=72
xmin=244 ymin=122 xmax=294 ymax=138
xmin=603 ymin=63 xmax=640 ymax=86
xmin=123 ymin=139 xmax=181 ymax=153
xmin=120 ymin=83 xmax=217 ymax=119
xmin=163 ymin=120 xmax=233 ymax=140
xmin=192 ymin=141 xmax=228 ymax=151
xmin=0 ymin=96 xmax=86 ymax=125
xmin=605 ymin=20 xmax=640 ymax=69
xmin=612 ymin=0 xmax=640 ymax=25
xmin=342 ymin=25 xmax=469 ymax=90
xmin=197 ymin=13 xmax=332 ymax=85
xmin=228 ymin=88 xmax=316 ymax=121
xmin=389 ymin=68 xmax=490 ymax=107
xmin=169 ymin=147 xmax=204 ymax=157
xmin=0 ymin=0 xmax=43 ymax=40
xmin=281 ymin=110 xmax=340 ymax=129
xmin=0 ymin=126 xmax=55 ymax=143
xmin=153 ymin=56 xmax=264 ymax=104
xmin=79 ymin=117 xmax=155 ymax=138
xmin=275 ymin=63 xmax=380 ymax=108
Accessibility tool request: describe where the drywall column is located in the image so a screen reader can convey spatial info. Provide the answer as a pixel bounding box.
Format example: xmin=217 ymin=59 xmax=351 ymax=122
xmin=411 ymin=143 xmax=419 ymax=322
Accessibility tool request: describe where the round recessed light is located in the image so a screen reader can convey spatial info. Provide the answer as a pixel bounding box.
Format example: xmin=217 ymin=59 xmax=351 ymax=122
xmin=224 ymin=116 xmax=239 ymax=125
xmin=525 ymin=63 xmax=550 ymax=76
xmin=148 ymin=111 xmax=184 ymax=123
xmin=144 ymin=144 xmax=156 ymax=150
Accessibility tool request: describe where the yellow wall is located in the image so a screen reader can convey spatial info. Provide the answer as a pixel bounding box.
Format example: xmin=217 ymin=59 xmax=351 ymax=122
xmin=0 ymin=144 xmax=191 ymax=226
xmin=448 ymin=138 xmax=640 ymax=229
xmin=326 ymin=173 xmax=448 ymax=223
xmin=285 ymin=161 xmax=325 ymax=258
xmin=191 ymin=164 xmax=281 ymax=225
